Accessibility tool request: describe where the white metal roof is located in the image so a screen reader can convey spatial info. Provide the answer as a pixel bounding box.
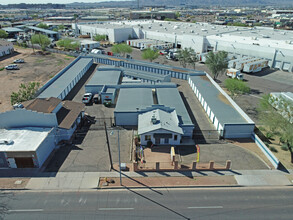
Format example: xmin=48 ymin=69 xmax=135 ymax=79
xmin=0 ymin=127 xmax=52 ymax=152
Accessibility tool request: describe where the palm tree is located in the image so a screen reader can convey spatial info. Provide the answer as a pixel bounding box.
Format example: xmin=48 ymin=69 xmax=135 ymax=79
xmin=205 ymin=51 xmax=228 ymax=80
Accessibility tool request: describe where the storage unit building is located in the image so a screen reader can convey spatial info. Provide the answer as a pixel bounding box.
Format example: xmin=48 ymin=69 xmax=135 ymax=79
xmin=188 ymin=74 xmax=255 ymax=138
xmin=156 ymin=87 xmax=194 ymax=137
xmin=38 ymin=57 xmax=93 ymax=100
xmin=115 ymin=88 xmax=154 ymax=126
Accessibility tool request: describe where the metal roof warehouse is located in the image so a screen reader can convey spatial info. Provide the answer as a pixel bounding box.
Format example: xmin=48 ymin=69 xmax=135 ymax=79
xmin=38 ymin=57 xmax=93 ymax=100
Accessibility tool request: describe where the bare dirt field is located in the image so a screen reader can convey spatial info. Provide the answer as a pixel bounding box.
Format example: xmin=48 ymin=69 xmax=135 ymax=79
xmin=0 ymin=46 xmax=75 ymax=112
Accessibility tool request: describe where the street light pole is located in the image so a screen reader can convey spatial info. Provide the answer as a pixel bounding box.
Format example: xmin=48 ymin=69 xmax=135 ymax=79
xmin=104 ymin=122 xmax=113 ymax=170
xmin=118 ymin=130 xmax=122 ymax=186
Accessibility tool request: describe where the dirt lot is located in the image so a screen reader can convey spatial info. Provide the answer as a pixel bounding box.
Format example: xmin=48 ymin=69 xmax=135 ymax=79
xmin=0 ymin=46 xmax=75 ymax=112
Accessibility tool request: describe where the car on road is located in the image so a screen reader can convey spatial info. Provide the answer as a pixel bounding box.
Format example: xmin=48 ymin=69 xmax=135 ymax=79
xmin=82 ymin=93 xmax=93 ymax=104
xmin=14 ymin=59 xmax=24 ymax=63
xmin=5 ymin=64 xmax=19 ymax=70
xmin=159 ymin=50 xmax=168 ymax=55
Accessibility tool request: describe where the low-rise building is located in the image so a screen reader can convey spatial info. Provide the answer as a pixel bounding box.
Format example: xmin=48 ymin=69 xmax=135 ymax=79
xmin=0 ymin=40 xmax=13 ymax=57
xmin=0 ymin=97 xmax=84 ymax=168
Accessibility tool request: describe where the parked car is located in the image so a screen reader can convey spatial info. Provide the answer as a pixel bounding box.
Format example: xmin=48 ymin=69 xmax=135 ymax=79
xmin=159 ymin=50 xmax=168 ymax=55
xmin=5 ymin=64 xmax=19 ymax=70
xmin=14 ymin=59 xmax=24 ymax=63
xmin=93 ymin=94 xmax=100 ymax=104
xmin=82 ymin=93 xmax=93 ymax=104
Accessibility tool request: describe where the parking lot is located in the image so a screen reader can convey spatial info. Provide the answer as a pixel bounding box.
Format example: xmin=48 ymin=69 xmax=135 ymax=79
xmin=177 ymin=143 xmax=269 ymax=170
xmin=44 ymin=63 xmax=132 ymax=172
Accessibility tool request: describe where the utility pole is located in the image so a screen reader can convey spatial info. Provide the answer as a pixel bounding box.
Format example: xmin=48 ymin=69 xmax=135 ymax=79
xmin=118 ymin=130 xmax=122 ymax=185
xmin=104 ymin=122 xmax=113 ymax=170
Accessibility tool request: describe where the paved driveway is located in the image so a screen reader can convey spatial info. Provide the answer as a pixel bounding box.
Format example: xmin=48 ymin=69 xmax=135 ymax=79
xmin=177 ymin=143 xmax=269 ymax=170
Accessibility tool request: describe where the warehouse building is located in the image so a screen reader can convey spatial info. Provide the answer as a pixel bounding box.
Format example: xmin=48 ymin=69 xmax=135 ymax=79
xmin=2 ymin=27 xmax=24 ymax=38
xmin=0 ymin=40 xmax=14 ymax=57
xmin=74 ymin=20 xmax=293 ymax=71
xmin=25 ymin=26 xmax=60 ymax=41
xmin=38 ymin=57 xmax=93 ymax=100
xmin=188 ymin=74 xmax=255 ymax=138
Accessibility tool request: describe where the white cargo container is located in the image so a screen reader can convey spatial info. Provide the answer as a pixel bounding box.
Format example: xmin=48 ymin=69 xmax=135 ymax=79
xmin=243 ymin=59 xmax=268 ymax=73
xmin=235 ymin=57 xmax=261 ymax=70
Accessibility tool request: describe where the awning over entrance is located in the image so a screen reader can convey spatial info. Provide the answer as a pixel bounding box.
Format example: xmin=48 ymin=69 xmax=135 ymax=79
xmin=154 ymin=133 xmax=172 ymax=139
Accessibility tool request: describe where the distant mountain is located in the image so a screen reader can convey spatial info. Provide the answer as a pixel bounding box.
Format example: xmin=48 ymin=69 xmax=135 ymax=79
xmin=67 ymin=0 xmax=293 ymax=8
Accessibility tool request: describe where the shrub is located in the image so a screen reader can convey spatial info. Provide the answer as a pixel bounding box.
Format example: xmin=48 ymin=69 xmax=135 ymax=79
xmin=279 ymin=136 xmax=285 ymax=143
xmin=0 ymin=67 xmax=4 ymax=71
xmin=281 ymin=144 xmax=289 ymax=151
xmin=269 ymin=146 xmax=278 ymax=152
xmin=265 ymin=132 xmax=274 ymax=139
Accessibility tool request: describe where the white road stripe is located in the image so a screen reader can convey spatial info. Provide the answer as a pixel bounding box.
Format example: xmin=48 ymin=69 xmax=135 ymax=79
xmin=8 ymin=209 xmax=44 ymax=212
xmin=99 ymin=208 xmax=134 ymax=211
xmin=188 ymin=206 xmax=223 ymax=209
xmin=249 ymin=94 xmax=261 ymax=99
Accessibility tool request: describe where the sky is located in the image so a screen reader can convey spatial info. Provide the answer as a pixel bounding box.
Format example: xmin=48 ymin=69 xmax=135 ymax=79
xmin=0 ymin=0 xmax=125 ymax=4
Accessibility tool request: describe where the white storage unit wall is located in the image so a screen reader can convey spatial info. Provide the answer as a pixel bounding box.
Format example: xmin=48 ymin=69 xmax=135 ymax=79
xmin=188 ymin=74 xmax=255 ymax=138
xmin=38 ymin=57 xmax=93 ymax=100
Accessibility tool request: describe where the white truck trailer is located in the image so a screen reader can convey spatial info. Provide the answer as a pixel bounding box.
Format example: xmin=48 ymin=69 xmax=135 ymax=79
xmin=226 ymin=68 xmax=244 ymax=80
xmin=242 ymin=59 xmax=269 ymax=73
xmin=235 ymin=57 xmax=261 ymax=71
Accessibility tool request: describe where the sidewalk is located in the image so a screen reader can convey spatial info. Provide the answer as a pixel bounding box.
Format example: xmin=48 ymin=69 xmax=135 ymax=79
xmin=0 ymin=169 xmax=292 ymax=191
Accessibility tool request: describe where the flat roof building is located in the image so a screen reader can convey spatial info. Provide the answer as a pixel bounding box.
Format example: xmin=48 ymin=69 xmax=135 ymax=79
xmin=38 ymin=57 xmax=93 ymax=100
xmin=75 ymin=20 xmax=293 ymax=71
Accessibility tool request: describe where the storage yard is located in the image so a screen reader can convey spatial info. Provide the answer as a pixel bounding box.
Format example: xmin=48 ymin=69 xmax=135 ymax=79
xmin=0 ymin=47 xmax=75 ymax=112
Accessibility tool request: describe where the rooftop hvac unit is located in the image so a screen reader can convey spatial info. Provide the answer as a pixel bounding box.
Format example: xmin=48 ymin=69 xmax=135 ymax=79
xmin=159 ymin=23 xmax=162 ymax=26
xmin=251 ymin=36 xmax=258 ymax=40
xmin=286 ymin=40 xmax=292 ymax=44
xmin=190 ymin=30 xmax=194 ymax=33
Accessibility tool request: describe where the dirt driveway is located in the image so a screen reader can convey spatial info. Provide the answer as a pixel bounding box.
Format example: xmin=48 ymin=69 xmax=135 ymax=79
xmin=0 ymin=46 xmax=74 ymax=112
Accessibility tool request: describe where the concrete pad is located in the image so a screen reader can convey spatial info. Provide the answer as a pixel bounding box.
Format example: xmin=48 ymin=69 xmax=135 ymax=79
xmin=25 ymin=178 xmax=48 ymax=190
xmin=235 ymin=175 xmax=291 ymax=186
xmin=80 ymin=177 xmax=99 ymax=189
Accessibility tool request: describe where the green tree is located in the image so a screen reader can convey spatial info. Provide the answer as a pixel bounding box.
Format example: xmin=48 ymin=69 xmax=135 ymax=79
xmin=188 ymin=52 xmax=198 ymax=69
xmin=175 ymin=11 xmax=181 ymax=19
xmin=111 ymin=43 xmax=132 ymax=57
xmin=0 ymin=29 xmax=8 ymax=38
xmin=31 ymin=34 xmax=51 ymax=51
xmin=178 ymin=47 xmax=196 ymax=68
xmin=224 ymin=78 xmax=250 ymax=98
xmin=53 ymin=28 xmax=58 ymax=32
xmin=37 ymin=23 xmax=49 ymax=29
xmin=11 ymin=82 xmax=40 ymax=105
xmin=56 ymin=38 xmax=80 ymax=51
xmin=58 ymin=25 xmax=65 ymax=30
xmin=205 ymin=51 xmax=228 ymax=80
xmin=141 ymin=48 xmax=159 ymax=62
xmin=93 ymin=34 xmax=107 ymax=41
xmin=258 ymin=95 xmax=293 ymax=163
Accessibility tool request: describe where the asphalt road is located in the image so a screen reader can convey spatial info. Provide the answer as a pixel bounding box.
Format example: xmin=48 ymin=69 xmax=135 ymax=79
xmin=2 ymin=187 xmax=293 ymax=219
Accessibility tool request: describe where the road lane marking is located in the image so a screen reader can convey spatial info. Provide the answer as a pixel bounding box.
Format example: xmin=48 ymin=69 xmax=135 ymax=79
xmin=249 ymin=94 xmax=261 ymax=99
xmin=8 ymin=209 xmax=44 ymax=212
xmin=99 ymin=208 xmax=134 ymax=211
xmin=188 ymin=206 xmax=223 ymax=209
